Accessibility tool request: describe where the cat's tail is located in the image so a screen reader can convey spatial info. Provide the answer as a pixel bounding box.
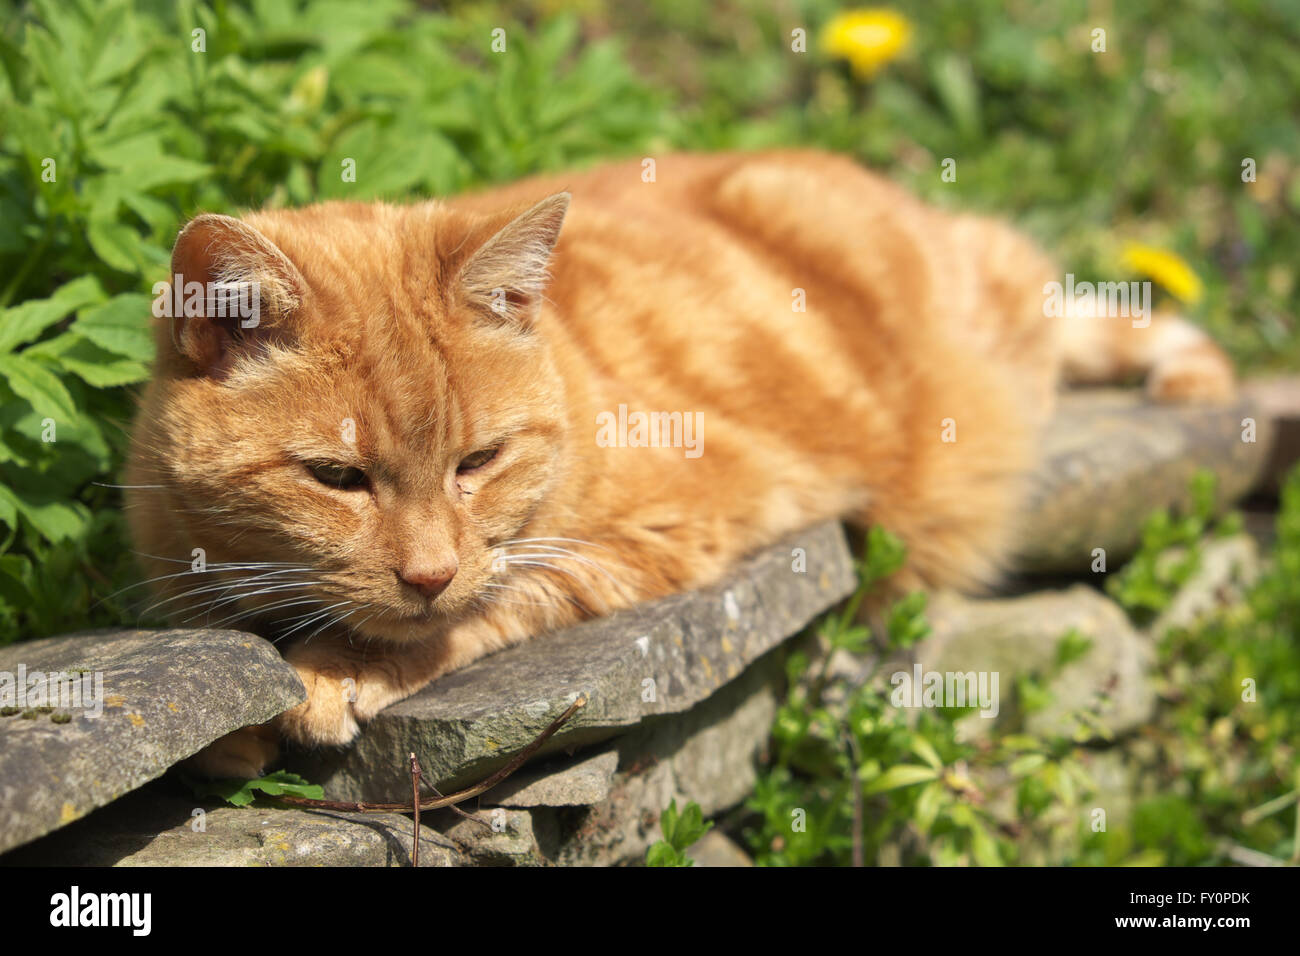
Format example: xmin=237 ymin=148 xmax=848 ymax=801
xmin=1058 ymin=303 xmax=1235 ymax=402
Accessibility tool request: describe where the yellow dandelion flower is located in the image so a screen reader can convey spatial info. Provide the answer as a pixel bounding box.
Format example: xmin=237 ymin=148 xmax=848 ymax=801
xmin=1121 ymin=243 xmax=1205 ymax=305
xmin=823 ymin=9 xmax=912 ymax=79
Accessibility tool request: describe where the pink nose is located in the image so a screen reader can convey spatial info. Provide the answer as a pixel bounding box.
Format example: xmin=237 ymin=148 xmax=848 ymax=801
xmin=398 ymin=561 xmax=457 ymax=599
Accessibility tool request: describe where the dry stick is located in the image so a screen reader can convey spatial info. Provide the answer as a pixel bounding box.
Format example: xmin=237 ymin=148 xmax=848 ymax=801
xmin=421 ymin=778 xmax=494 ymax=832
xmin=276 ymin=695 xmax=588 ymax=814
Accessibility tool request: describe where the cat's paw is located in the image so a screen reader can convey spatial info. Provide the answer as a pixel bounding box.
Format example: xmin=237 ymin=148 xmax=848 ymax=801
xmin=276 ymin=643 xmax=422 ymax=746
xmin=1147 ymin=344 xmax=1236 ymax=403
xmin=183 ymin=724 xmax=280 ymax=779
xmin=275 ymin=662 xmax=363 ymax=747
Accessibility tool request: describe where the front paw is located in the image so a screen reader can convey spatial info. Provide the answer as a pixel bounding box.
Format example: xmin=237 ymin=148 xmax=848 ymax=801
xmin=184 ymin=723 xmax=280 ymax=779
xmin=275 ymin=663 xmax=363 ymax=747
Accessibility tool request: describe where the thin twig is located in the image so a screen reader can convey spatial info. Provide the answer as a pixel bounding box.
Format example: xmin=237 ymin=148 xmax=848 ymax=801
xmin=421 ymin=777 xmax=494 ymax=832
xmin=275 ymin=695 xmax=587 ymax=814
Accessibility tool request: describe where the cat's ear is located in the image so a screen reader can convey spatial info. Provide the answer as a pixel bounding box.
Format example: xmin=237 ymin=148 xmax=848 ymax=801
xmin=166 ymin=213 xmax=307 ymax=376
xmin=457 ymin=192 xmax=569 ymax=330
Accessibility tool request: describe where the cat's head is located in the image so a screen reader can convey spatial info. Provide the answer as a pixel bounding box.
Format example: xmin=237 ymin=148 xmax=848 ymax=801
xmin=126 ymin=193 xmax=571 ymax=643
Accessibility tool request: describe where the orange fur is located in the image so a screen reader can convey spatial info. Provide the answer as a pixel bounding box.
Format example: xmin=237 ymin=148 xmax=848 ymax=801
xmin=124 ymin=150 xmax=1234 ymax=776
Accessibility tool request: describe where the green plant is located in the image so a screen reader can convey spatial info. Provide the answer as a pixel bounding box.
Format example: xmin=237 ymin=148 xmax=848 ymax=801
xmin=181 ymin=769 xmax=324 ymax=807
xmin=1131 ymin=464 xmax=1300 ymax=865
xmin=743 ymin=528 xmax=1112 ymax=866
xmin=646 ymin=799 xmax=713 ymax=866
xmin=1104 ymin=469 xmax=1243 ymax=623
xmin=742 ymin=467 xmax=1300 ymax=866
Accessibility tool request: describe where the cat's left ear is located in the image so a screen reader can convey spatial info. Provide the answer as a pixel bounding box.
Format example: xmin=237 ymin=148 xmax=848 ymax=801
xmin=456 ymin=192 xmax=570 ymax=330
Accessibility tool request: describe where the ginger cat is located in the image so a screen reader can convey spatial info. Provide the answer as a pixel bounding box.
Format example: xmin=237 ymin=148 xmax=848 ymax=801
xmin=125 ymin=150 xmax=1234 ymax=778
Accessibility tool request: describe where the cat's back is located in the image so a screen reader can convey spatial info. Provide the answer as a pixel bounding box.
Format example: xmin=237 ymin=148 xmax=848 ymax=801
xmin=447 ymin=150 xmax=986 ymax=408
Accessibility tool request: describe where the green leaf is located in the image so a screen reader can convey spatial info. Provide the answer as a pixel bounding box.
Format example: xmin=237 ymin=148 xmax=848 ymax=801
xmin=0 ymin=488 xmax=88 ymax=543
xmin=25 ymin=26 xmax=81 ymax=114
xmin=646 ymin=799 xmax=712 ymax=865
xmin=0 ymin=277 xmax=106 ymax=354
xmin=931 ymin=54 xmax=981 ymax=140
xmin=72 ymin=294 xmax=154 ymax=361
xmin=658 ymin=798 xmax=680 ymax=842
xmin=914 ymin=780 xmax=944 ymax=835
xmin=969 ymin=821 xmax=1003 ymax=867
xmin=909 ymin=736 xmax=944 ymax=771
xmin=863 ymin=764 xmax=940 ymax=794
xmin=887 ymin=591 xmax=930 ymax=649
xmin=34 ymin=335 xmax=150 ymax=387
xmin=0 ymin=553 xmax=32 ymax=605
xmin=1009 ymin=753 xmax=1047 ymax=777
xmin=645 ymin=842 xmax=688 ymax=867
xmin=87 ymin=24 xmax=149 ymax=88
xmin=3 ymin=100 xmax=61 ymax=174
xmin=186 ymin=770 xmax=326 ymax=807
xmin=99 ymin=153 xmax=213 ymax=193
xmin=667 ymin=800 xmax=712 ymax=849
xmin=0 ymin=489 xmax=17 ymax=531
xmin=863 ymin=526 xmax=907 ymax=584
xmin=0 ymin=355 xmax=77 ymax=421
xmin=85 ymin=220 xmax=147 ymax=275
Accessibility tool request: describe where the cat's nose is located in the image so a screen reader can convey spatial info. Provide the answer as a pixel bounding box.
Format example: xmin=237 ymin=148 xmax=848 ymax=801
xmin=398 ymin=560 xmax=458 ymax=599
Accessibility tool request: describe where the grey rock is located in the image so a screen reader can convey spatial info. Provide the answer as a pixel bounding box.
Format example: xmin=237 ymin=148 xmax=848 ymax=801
xmin=691 ymin=830 xmax=755 ymax=867
xmin=439 ymin=651 xmax=784 ymax=866
xmin=288 ymin=522 xmax=855 ymax=801
xmin=555 ymin=650 xmax=780 ymax=866
xmin=1 ymin=786 xmax=459 ymax=867
xmin=5 ymin=649 xmax=785 ymax=867
xmin=916 ymin=585 xmax=1154 ymax=738
xmin=440 ymin=805 xmax=548 ymax=866
xmin=1151 ymin=534 xmax=1261 ymax=636
xmin=0 ymin=629 xmax=304 ymax=855
xmin=1016 ymin=390 xmax=1273 ymax=572
xmin=481 ymin=748 xmax=619 ymax=808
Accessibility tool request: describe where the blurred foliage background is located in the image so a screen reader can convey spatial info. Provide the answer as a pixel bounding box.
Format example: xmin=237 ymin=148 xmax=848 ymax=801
xmin=0 ymin=0 xmax=1297 ymax=866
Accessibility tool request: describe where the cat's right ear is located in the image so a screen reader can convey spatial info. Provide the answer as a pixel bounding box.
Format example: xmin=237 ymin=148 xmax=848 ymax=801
xmin=165 ymin=213 xmax=307 ymax=376
xmin=455 ymin=192 xmax=570 ymax=331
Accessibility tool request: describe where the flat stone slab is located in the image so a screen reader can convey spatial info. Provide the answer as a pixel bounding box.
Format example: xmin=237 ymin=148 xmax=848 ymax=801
xmin=1 ymin=785 xmax=457 ymax=867
xmin=0 ymin=629 xmax=304 ymax=855
xmin=481 ymin=747 xmax=619 ymax=808
xmin=7 ymin=648 xmax=785 ymax=867
xmin=1015 ymin=390 xmax=1273 ymax=572
xmin=288 ymin=521 xmax=856 ymax=801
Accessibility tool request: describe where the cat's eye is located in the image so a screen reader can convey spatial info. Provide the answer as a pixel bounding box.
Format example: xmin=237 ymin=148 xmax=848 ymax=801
xmin=308 ymin=461 xmax=367 ymax=490
xmin=457 ymin=447 xmax=500 ymax=473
